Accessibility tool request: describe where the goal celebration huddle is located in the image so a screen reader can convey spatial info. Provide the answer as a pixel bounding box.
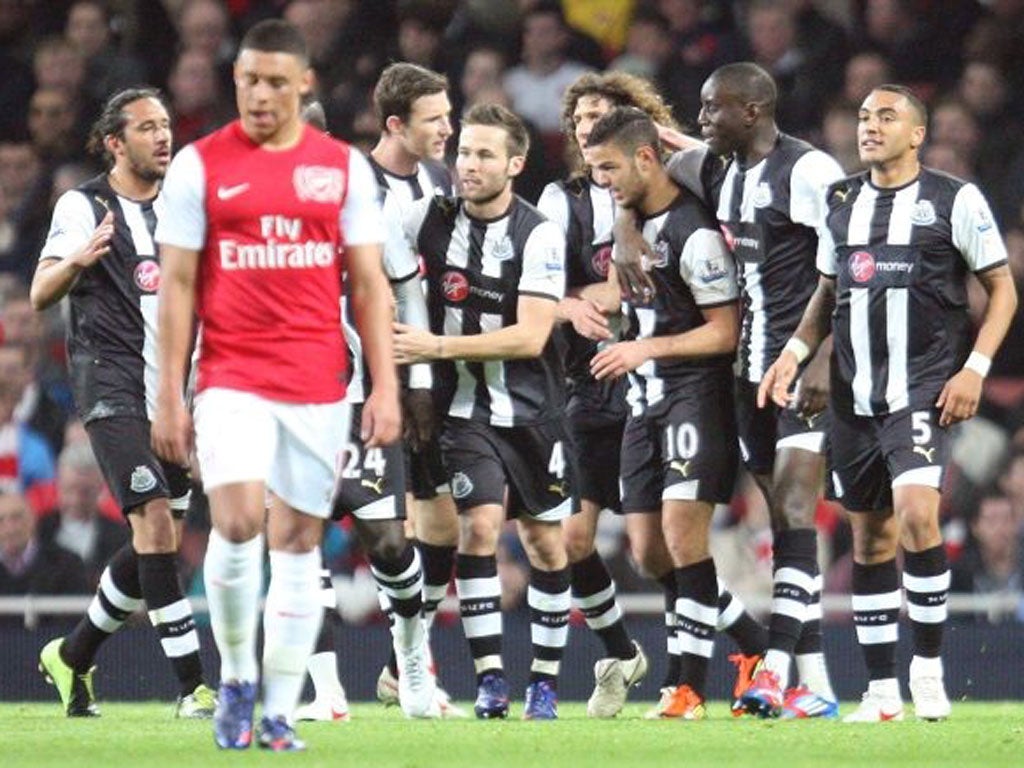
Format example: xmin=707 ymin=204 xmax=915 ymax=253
xmin=30 ymin=15 xmax=1015 ymax=753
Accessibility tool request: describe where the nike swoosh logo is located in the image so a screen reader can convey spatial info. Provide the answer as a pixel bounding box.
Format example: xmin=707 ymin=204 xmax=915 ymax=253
xmin=217 ymin=183 xmax=250 ymax=200
xmin=880 ymin=710 xmax=901 ymax=721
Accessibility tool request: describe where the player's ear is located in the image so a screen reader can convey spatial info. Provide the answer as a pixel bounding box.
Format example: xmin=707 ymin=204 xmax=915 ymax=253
xmin=507 ymin=154 xmax=525 ymax=177
xmin=104 ymin=133 xmax=120 ymax=158
xmin=910 ymin=124 xmax=926 ymax=150
xmin=299 ymin=67 xmax=314 ymax=98
xmin=385 ymin=115 xmax=406 ymax=136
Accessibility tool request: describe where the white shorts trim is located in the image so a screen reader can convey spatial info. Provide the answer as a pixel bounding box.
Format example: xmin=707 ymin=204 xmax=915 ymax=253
xmin=892 ymin=465 xmax=942 ymax=489
xmin=194 ymin=387 xmax=350 ymax=518
xmin=776 ymin=431 xmax=825 ymax=454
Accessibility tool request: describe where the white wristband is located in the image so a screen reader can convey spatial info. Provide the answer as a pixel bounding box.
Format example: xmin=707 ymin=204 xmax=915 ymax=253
xmin=783 ymin=337 xmax=810 ymax=365
xmin=964 ymin=350 xmax=991 ymax=378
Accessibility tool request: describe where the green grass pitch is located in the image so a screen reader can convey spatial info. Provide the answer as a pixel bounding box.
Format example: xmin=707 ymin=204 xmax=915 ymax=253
xmin=2 ymin=702 xmax=1021 ymax=768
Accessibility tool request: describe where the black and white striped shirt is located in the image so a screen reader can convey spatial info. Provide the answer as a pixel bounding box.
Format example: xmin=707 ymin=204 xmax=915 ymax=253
xmin=406 ymin=195 xmax=567 ymax=427
xmin=537 ymin=177 xmax=627 ymax=426
xmin=40 ymin=175 xmax=164 ymax=423
xmin=820 ymin=168 xmax=1008 ymax=416
xmin=343 ymin=158 xmax=453 ymax=403
xmin=668 ymin=136 xmax=843 ymax=383
xmin=622 ymin=189 xmax=738 ymax=416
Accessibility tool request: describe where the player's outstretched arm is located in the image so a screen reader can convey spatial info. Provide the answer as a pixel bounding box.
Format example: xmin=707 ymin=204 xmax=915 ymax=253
xmin=151 ymin=244 xmax=198 ymax=466
xmin=936 ymin=263 xmax=1017 ymax=427
xmin=395 ymin=294 xmax=559 ymax=364
xmin=349 ymin=242 xmax=402 ymax=448
xmin=31 ymin=211 xmax=115 ymax=311
xmin=759 ymin=275 xmax=836 ymax=409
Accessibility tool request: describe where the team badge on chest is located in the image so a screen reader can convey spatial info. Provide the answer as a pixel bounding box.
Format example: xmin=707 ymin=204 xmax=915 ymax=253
xmin=752 ymin=182 xmax=772 ymax=209
xmin=491 ymin=235 xmax=514 ymax=261
xmin=911 ymin=199 xmax=936 ymax=226
xmin=293 ymin=165 xmax=345 ymax=203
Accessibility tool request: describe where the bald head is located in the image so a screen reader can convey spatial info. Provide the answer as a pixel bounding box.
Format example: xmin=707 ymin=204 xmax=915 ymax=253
xmin=707 ymin=62 xmax=778 ymax=117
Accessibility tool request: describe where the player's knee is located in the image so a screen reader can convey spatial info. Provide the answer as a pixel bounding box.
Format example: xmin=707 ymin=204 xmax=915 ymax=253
xmin=896 ymin=503 xmax=940 ymax=549
xmin=773 ymin=479 xmax=817 ymax=529
xmin=365 ymin=528 xmax=408 ymax=563
xmin=459 ymin=514 xmax=500 ymax=554
xmin=129 ymin=499 xmax=178 ymax=553
xmin=562 ymin=523 xmax=595 ymax=564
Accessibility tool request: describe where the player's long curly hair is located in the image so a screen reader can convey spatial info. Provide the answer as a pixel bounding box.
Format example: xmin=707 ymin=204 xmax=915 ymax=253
xmin=561 ymin=71 xmax=680 ymax=177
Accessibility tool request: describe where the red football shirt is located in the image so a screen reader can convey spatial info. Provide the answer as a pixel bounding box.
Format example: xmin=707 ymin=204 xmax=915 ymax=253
xmin=156 ymin=121 xmax=384 ymax=403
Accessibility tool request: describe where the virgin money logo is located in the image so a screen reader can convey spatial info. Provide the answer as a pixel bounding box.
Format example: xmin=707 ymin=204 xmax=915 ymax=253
xmin=592 ymin=245 xmax=612 ymax=277
xmin=848 ymin=251 xmax=876 ymax=283
xmin=134 ymin=259 xmax=160 ymax=292
xmin=442 ymin=271 xmax=469 ymax=302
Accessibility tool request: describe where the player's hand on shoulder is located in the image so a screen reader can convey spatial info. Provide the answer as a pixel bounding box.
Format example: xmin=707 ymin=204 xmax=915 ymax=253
xmin=612 ymin=210 xmax=657 ymax=305
xmin=362 ymin=389 xmax=402 ymax=448
xmin=151 ymin=397 xmax=193 ymax=467
xmin=72 ymin=211 xmax=115 ymax=268
xmin=936 ymin=369 xmax=982 ymax=427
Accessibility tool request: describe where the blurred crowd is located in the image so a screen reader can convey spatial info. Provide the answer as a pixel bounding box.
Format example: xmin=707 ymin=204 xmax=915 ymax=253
xmin=1 ymin=0 xmax=1023 ymax=624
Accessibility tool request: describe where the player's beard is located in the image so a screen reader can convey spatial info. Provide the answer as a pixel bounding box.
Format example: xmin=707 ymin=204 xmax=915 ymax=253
xmin=464 ymin=180 xmax=507 ymax=207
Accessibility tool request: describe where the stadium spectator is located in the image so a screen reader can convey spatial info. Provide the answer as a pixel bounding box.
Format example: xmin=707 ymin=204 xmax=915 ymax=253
xmin=842 ymin=51 xmax=891 ymax=106
xmin=458 ymin=45 xmax=507 ymax=115
xmin=745 ymin=0 xmax=828 ymax=137
xmin=503 ymin=1 xmax=593 ymax=133
xmin=37 ymin=440 xmax=127 ymax=588
xmin=951 ymin=494 xmax=1024 ymax=622
xmin=167 ymin=48 xmax=230 ymax=147
xmin=821 ymin=100 xmax=862 ymax=174
xmin=27 ymin=88 xmax=81 ymax=166
xmin=64 ymin=0 xmax=147 ymax=103
xmin=176 ymin=0 xmax=234 ymax=96
xmin=0 ymin=342 xmax=57 ymax=513
xmin=607 ymin=8 xmax=674 ymax=83
xmin=0 ymin=489 xmax=88 ymax=596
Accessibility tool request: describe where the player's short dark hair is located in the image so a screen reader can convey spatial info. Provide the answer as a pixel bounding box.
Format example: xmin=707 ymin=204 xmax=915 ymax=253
xmin=373 ymin=62 xmax=449 ymax=127
xmin=238 ymin=19 xmax=308 ymax=64
xmin=462 ymin=103 xmax=529 ymax=159
xmin=586 ymin=106 xmax=660 ymax=158
xmin=708 ymin=62 xmax=778 ymax=116
xmin=874 ymin=83 xmax=928 ymax=126
xmin=561 ymin=71 xmax=678 ymax=174
xmin=87 ymin=87 xmax=166 ymax=166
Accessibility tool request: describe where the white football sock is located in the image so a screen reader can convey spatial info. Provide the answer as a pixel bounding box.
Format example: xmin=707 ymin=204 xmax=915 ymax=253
xmin=307 ymin=651 xmax=344 ymax=699
xmin=204 ymin=529 xmax=263 ymax=683
xmin=263 ymin=549 xmax=323 ymax=721
xmin=796 ymin=652 xmax=836 ymax=700
xmin=763 ymin=648 xmax=791 ymax=690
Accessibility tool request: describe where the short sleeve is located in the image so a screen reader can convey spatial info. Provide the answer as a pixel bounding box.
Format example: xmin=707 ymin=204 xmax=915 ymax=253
xmin=951 ymin=183 xmax=1008 ymax=272
xmin=380 ymin=192 xmax=419 ymax=281
xmin=519 ymin=220 xmax=565 ymax=300
xmin=666 ymin=145 xmax=711 ymax=202
xmin=678 ymin=227 xmax=739 ymax=306
xmin=401 ymin=195 xmax=434 ymax=247
xmin=340 ymin=149 xmax=384 ymax=246
xmin=536 ymin=182 xmax=570 ymax=235
xmin=154 ymin=144 xmax=207 ymax=250
xmin=791 ymin=151 xmax=845 ymax=270
xmin=40 ymin=190 xmax=97 ymax=261
xmin=815 ymin=223 xmax=839 ymax=276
